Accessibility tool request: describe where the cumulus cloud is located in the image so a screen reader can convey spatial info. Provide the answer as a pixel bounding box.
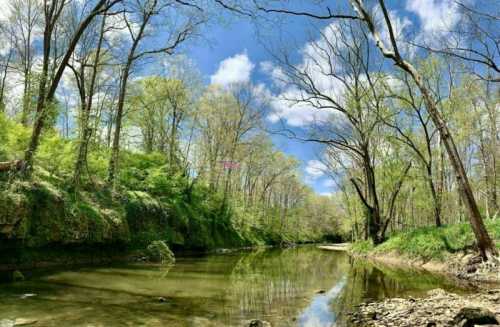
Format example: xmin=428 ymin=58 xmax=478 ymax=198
xmin=0 ymin=0 xmax=10 ymax=22
xmin=305 ymin=160 xmax=328 ymax=179
xmin=372 ymin=7 xmax=413 ymax=56
xmin=267 ymin=87 xmax=336 ymax=127
xmin=210 ymin=52 xmax=255 ymax=87
xmin=323 ymin=179 xmax=336 ymax=188
xmin=260 ymin=61 xmax=287 ymax=88
xmin=263 ymin=23 xmax=348 ymax=128
xmin=406 ymin=0 xmax=461 ymax=42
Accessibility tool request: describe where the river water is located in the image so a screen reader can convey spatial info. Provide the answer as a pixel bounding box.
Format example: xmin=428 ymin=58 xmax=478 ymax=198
xmin=0 ymin=247 xmax=464 ymax=326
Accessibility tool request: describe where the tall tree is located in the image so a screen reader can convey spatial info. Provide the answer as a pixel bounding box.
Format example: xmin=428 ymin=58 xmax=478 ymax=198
xmin=107 ymin=0 xmax=202 ymax=186
xmin=22 ymin=0 xmax=122 ymax=176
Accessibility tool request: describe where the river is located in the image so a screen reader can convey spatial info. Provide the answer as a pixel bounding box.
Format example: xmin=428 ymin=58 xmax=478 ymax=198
xmin=0 ymin=246 xmax=465 ymax=326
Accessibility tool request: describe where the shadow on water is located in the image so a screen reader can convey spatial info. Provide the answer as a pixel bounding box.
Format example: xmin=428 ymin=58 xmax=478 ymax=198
xmin=0 ymin=247 xmax=468 ymax=327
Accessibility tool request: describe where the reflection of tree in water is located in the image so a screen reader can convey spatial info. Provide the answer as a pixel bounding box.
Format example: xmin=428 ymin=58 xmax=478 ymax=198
xmin=222 ymin=247 xmax=350 ymax=325
xmin=334 ymin=258 xmax=466 ymax=326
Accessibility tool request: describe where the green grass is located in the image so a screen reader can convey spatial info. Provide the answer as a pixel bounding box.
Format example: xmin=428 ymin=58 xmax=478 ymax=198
xmin=351 ymin=220 xmax=500 ymax=261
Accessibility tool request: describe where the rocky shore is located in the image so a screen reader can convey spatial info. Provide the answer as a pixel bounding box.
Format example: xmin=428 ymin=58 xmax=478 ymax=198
xmin=349 ymin=288 xmax=500 ymax=326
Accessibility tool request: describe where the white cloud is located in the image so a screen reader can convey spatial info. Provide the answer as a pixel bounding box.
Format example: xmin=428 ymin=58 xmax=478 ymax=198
xmin=323 ymin=179 xmax=336 ymax=188
xmin=264 ymin=23 xmax=348 ymax=128
xmin=260 ymin=61 xmax=287 ymax=88
xmin=406 ymin=0 xmax=460 ymax=38
xmin=373 ymin=7 xmax=413 ymax=56
xmin=0 ymin=0 xmax=10 ymax=22
xmin=268 ymin=87 xmax=336 ymax=127
xmin=305 ymin=160 xmax=328 ymax=179
xmin=210 ymin=52 xmax=255 ymax=87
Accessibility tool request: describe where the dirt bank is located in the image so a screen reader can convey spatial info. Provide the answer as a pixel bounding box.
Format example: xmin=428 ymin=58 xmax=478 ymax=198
xmin=350 ymin=249 xmax=500 ymax=285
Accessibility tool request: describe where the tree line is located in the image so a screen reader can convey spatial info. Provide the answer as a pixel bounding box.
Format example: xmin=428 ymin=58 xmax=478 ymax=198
xmin=0 ymin=0 xmax=340 ymax=243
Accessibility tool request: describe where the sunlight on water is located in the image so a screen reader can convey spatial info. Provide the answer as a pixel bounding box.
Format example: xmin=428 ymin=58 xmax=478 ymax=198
xmin=0 ymin=247 xmax=465 ymax=327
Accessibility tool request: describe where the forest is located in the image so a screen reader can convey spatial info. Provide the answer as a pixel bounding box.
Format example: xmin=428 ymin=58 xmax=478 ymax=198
xmin=0 ymin=0 xmax=498 ymax=326
xmin=0 ymin=0 xmax=497 ymax=265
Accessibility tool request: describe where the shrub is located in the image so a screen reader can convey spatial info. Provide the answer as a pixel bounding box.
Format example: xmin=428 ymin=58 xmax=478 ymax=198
xmin=146 ymin=240 xmax=175 ymax=264
xmin=350 ymin=240 xmax=374 ymax=254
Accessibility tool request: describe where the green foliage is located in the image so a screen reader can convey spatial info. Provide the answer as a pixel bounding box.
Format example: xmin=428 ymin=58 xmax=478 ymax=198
xmin=12 ymin=270 xmax=24 ymax=282
xmin=145 ymin=240 xmax=175 ymax=263
xmin=0 ymin=113 xmax=30 ymax=160
xmin=37 ymin=131 xmax=75 ymax=176
xmin=350 ymin=240 xmax=374 ymax=254
xmin=354 ymin=221 xmax=500 ymax=261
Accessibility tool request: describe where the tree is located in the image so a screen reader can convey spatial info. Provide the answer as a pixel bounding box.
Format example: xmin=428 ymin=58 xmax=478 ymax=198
xmin=382 ymin=62 xmax=445 ymax=227
xmin=69 ymin=9 xmax=108 ymax=187
xmin=271 ymin=19 xmax=411 ymax=243
xmin=2 ymin=0 xmax=42 ymax=125
xmin=351 ymin=0 xmax=497 ymax=259
xmin=107 ymin=0 xmax=203 ymax=186
xmin=21 ymin=0 xmax=123 ymax=177
xmin=413 ymin=0 xmax=499 ymax=82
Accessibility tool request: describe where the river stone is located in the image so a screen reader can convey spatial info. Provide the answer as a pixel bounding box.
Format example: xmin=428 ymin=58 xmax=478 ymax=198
xmin=145 ymin=241 xmax=175 ymax=264
xmin=14 ymin=318 xmax=37 ymax=326
xmin=248 ymin=319 xmax=271 ymax=327
xmin=0 ymin=320 xmax=14 ymax=327
xmin=12 ymin=270 xmax=24 ymax=282
xmin=451 ymin=307 xmax=499 ymax=327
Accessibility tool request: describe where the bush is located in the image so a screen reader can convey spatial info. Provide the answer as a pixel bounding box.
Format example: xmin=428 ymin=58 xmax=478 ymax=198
xmin=350 ymin=240 xmax=374 ymax=254
xmin=146 ymin=240 xmax=175 ymax=264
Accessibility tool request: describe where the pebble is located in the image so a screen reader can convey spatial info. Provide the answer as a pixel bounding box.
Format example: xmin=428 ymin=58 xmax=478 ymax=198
xmin=349 ymin=288 xmax=500 ymax=326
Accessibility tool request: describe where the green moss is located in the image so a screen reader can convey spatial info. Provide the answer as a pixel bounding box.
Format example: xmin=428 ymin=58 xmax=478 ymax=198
xmin=146 ymin=240 xmax=175 ymax=264
xmin=12 ymin=270 xmax=24 ymax=282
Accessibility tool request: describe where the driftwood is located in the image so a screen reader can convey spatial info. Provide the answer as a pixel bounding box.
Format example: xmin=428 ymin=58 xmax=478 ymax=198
xmin=0 ymin=160 xmax=24 ymax=173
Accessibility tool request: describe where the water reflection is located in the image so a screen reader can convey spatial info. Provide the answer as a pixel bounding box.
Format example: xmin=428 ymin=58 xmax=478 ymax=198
xmin=298 ymin=277 xmax=346 ymax=327
xmin=0 ymin=247 xmax=466 ymax=327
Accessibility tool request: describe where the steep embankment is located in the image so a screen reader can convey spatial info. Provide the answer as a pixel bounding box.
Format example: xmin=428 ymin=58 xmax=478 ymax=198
xmin=0 ymin=176 xmax=253 ymax=269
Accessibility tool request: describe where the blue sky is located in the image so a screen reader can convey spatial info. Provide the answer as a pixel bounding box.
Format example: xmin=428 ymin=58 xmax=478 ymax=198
xmin=179 ymin=0 xmax=467 ymax=196
xmin=185 ymin=14 xmax=336 ymax=195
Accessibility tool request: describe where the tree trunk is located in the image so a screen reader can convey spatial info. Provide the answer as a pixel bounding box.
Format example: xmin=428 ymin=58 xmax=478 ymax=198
xmin=23 ymin=0 xmax=117 ymax=177
xmin=409 ymin=68 xmax=497 ymax=259
xmin=107 ymin=66 xmax=130 ymax=186
xmin=426 ymin=165 xmax=442 ymax=227
xmin=351 ymin=0 xmax=497 ymax=259
xmin=73 ymin=13 xmax=107 ymax=187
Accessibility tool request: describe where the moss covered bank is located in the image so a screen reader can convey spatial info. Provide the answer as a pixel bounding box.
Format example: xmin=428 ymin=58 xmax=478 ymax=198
xmin=0 ymin=176 xmax=272 ymax=270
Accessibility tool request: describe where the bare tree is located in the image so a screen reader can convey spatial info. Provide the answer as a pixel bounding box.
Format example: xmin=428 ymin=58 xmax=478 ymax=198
xmin=236 ymin=0 xmax=497 ymax=259
xmin=271 ymin=20 xmax=412 ymax=243
xmin=68 ymin=9 xmax=109 ymax=187
xmin=2 ymin=0 xmax=42 ymax=124
xmin=413 ymin=0 xmax=499 ymax=82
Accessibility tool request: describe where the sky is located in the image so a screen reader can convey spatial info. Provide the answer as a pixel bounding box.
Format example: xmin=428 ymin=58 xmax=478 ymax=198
xmin=0 ymin=0 xmax=470 ymax=196
xmin=187 ymin=17 xmax=334 ymax=195
xmin=180 ymin=0 xmax=465 ymax=196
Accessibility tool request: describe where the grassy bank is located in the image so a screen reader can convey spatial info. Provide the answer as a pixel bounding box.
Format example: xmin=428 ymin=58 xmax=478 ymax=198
xmin=350 ymin=220 xmax=500 ymax=261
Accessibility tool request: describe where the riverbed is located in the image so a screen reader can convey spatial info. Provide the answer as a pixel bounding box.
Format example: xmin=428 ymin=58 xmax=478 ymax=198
xmin=0 ymin=246 xmax=466 ymax=326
